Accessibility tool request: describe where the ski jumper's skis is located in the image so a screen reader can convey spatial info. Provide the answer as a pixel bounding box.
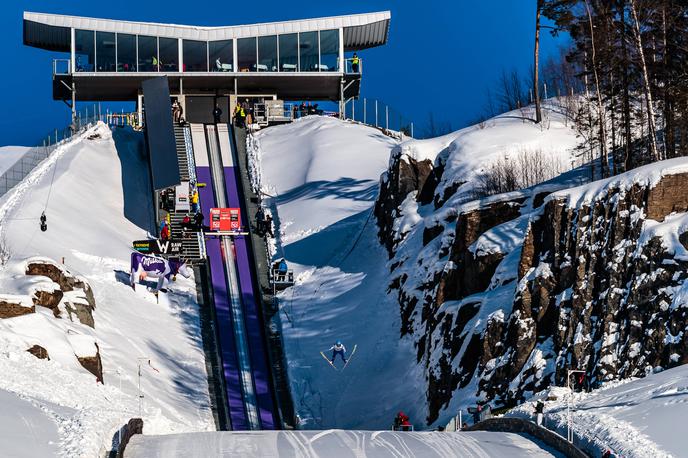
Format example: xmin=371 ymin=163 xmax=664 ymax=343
xmin=320 ymin=351 xmax=338 ymax=371
xmin=341 ymin=344 xmax=357 ymax=371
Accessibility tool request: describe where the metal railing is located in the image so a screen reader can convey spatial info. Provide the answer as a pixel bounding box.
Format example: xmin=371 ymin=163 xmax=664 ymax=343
xmin=342 ymin=97 xmax=415 ymax=138
xmin=252 ymin=102 xmax=296 ymax=126
xmin=105 ymin=110 xmax=141 ymax=129
xmin=391 ymin=425 xmax=414 ymax=432
xmin=271 ymin=268 xmax=294 ymax=286
xmin=53 ymin=59 xmax=71 ymax=76
xmin=0 ymin=106 xmax=102 ymax=198
xmin=344 ymin=58 xmax=363 ymax=75
xmin=54 ymin=57 xmax=363 ymax=75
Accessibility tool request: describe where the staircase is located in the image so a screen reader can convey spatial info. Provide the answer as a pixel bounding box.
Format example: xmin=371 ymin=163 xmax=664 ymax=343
xmin=167 ymin=123 xmax=204 ymax=263
xmin=174 ymin=124 xmax=191 ymax=182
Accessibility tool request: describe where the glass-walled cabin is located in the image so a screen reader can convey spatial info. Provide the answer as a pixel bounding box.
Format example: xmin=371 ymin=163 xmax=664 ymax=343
xmin=72 ymin=28 xmax=343 ymax=73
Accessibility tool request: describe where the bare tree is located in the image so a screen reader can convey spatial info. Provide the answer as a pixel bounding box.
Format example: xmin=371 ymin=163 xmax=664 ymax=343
xmin=534 ymin=0 xmax=544 ymax=123
xmin=423 ymin=112 xmax=453 ymax=138
xmin=629 ymin=0 xmax=660 ymax=162
xmin=584 ymin=0 xmax=609 ymax=177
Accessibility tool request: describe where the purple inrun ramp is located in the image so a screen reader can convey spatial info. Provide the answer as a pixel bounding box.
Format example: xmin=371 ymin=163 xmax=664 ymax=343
xmin=197 ymin=166 xmax=248 ymax=430
xmin=222 ymin=143 xmax=276 ymax=429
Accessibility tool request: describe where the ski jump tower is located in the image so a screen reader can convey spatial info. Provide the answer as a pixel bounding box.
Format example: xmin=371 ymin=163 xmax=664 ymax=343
xmin=22 ymin=10 xmax=391 ymax=432
xmin=23 ymin=10 xmax=390 ymax=124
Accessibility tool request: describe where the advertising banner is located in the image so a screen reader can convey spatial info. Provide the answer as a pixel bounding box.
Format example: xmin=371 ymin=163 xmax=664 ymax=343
xmin=133 ymin=239 xmax=183 ymax=255
xmin=175 ymin=181 xmax=190 ymax=212
xmin=210 ymin=208 xmax=241 ymax=232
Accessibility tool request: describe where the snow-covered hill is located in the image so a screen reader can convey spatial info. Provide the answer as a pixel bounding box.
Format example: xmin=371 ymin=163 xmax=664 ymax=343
xmin=0 ymin=123 xmax=213 ymax=456
xmin=0 ymin=146 xmax=30 ymax=175
xmin=509 ymin=363 xmax=688 ymax=458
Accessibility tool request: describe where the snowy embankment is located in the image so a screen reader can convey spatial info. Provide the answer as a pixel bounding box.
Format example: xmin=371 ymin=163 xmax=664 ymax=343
xmin=125 ymin=429 xmax=561 ymax=458
xmin=0 ymin=123 xmax=213 ymax=457
xmin=508 ymin=363 xmax=688 ymax=458
xmin=395 ymin=102 xmax=581 ymax=210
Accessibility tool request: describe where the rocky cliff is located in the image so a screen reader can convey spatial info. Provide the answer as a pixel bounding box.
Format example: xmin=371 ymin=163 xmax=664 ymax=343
xmin=377 ymin=148 xmax=688 ymax=425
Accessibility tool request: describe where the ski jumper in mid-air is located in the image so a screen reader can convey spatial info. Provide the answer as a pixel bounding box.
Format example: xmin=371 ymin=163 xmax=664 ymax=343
xmin=330 ymin=341 xmax=347 ymax=364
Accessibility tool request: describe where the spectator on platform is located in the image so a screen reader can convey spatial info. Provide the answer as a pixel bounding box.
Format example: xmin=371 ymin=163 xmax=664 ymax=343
xmin=172 ymin=100 xmax=181 ymax=123
xmin=193 ymin=211 xmax=205 ymax=231
xmin=160 ymin=222 xmax=170 ymax=241
xmin=213 ymin=104 xmax=222 ymax=124
xmin=234 ymin=104 xmax=245 ymax=128
xmin=255 ymin=207 xmax=266 ymax=235
xmin=265 ymin=214 xmax=274 ymax=237
xmin=393 ymin=412 xmax=412 ymax=431
xmin=275 ymin=258 xmax=288 ymax=282
xmin=242 ymin=99 xmax=253 ymax=125
xmin=351 ymin=53 xmax=360 ymax=73
xmin=175 ymin=101 xmax=184 ymax=123
xmin=181 ymin=214 xmax=193 ymax=234
xmin=190 ymin=188 xmax=199 ymax=213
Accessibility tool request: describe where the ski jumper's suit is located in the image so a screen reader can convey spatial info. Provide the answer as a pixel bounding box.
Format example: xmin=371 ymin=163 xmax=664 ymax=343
xmin=330 ymin=343 xmax=347 ymax=363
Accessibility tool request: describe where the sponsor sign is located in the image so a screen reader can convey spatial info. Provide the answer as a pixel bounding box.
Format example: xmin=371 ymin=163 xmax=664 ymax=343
xmin=210 ymin=208 xmax=241 ymax=232
xmin=175 ymin=181 xmax=190 ymax=212
xmin=133 ymin=239 xmax=183 ymax=255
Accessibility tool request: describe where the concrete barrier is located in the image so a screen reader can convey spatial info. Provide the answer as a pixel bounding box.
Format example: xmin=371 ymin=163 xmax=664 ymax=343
xmin=466 ymin=417 xmax=588 ymax=458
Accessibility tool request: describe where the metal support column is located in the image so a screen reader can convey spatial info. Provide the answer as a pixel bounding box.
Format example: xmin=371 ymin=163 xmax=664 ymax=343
xmin=339 ymin=78 xmax=345 ymax=119
xmin=71 ymin=81 xmax=76 ymax=131
xmin=363 ymin=98 xmax=367 ymax=125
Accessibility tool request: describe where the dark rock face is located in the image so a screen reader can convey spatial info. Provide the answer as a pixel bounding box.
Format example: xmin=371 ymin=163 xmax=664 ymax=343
xmin=377 ymin=156 xmax=688 ymax=425
xmin=0 ymin=300 xmax=34 ymax=318
xmin=32 ymin=289 xmax=64 ymax=317
xmin=77 ymin=342 xmax=104 ymax=383
xmin=26 ymin=260 xmax=96 ymax=327
xmin=27 ymin=344 xmax=49 ymax=360
xmin=438 ymin=199 xmax=525 ymax=303
xmin=65 ymin=301 xmax=95 ymax=328
xmin=375 ymin=151 xmax=435 ymax=255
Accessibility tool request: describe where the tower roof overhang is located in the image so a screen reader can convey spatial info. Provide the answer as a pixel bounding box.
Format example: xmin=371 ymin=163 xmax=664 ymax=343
xmin=23 ymin=10 xmax=391 ymax=52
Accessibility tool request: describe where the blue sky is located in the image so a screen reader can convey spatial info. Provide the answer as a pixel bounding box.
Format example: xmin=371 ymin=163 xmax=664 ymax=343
xmin=1 ymin=1 xmax=567 ymax=146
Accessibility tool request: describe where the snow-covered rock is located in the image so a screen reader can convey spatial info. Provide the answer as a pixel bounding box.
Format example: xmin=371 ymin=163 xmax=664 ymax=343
xmin=378 ymin=103 xmax=688 ymax=429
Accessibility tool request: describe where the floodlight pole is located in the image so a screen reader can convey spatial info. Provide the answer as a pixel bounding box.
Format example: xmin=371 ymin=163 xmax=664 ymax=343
xmin=136 ymin=357 xmax=151 ymax=417
xmin=566 ymin=369 xmax=586 ymax=443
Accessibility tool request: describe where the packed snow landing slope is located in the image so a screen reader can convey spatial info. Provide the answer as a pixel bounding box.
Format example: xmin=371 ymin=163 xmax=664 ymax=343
xmin=254 ymin=117 xmax=421 ymax=429
xmin=0 ymin=388 xmax=60 ymax=458
xmin=126 ymin=429 xmax=561 ymax=458
xmin=0 ymin=123 xmax=213 ymax=457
